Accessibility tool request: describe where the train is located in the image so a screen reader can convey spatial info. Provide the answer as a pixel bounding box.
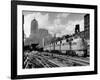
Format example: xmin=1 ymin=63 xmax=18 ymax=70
xmin=44 ymin=34 xmax=89 ymax=57
xmin=24 ymin=43 xmax=43 ymax=53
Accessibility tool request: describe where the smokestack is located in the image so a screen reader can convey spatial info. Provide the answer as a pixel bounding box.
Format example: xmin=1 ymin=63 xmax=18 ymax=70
xmin=75 ymin=24 xmax=80 ymax=34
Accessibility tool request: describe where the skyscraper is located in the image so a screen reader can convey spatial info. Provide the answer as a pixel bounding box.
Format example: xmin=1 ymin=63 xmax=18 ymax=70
xmin=84 ymin=14 xmax=90 ymax=39
xmin=24 ymin=18 xmax=52 ymax=47
xmin=31 ymin=18 xmax=38 ymax=34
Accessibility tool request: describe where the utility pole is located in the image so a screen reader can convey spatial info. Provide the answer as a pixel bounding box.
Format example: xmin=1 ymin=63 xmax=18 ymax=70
xmin=69 ymin=38 xmax=72 ymax=50
xmin=42 ymin=38 xmax=45 ymax=48
xmin=53 ymin=33 xmax=56 ymax=50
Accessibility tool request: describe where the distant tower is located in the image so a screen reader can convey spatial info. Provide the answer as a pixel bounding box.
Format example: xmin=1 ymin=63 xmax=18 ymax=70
xmin=31 ymin=18 xmax=38 ymax=34
xmin=84 ymin=14 xmax=90 ymax=31
xmin=75 ymin=24 xmax=80 ymax=34
xmin=84 ymin=14 xmax=90 ymax=39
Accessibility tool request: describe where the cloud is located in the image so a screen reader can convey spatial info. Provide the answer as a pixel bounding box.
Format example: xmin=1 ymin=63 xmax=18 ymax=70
xmin=46 ymin=13 xmax=69 ymax=36
xmin=24 ymin=12 xmax=84 ymax=38
xmin=24 ymin=12 xmax=49 ymax=37
xmin=48 ymin=19 xmax=84 ymax=37
xmin=54 ymin=18 xmax=61 ymax=25
xmin=57 ymin=13 xmax=69 ymax=18
xmin=62 ymin=19 xmax=84 ymax=35
xmin=48 ymin=13 xmax=69 ymax=35
xmin=49 ymin=24 xmax=65 ymax=35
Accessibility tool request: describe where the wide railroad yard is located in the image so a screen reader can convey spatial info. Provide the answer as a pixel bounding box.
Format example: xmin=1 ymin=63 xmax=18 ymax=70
xmin=24 ymin=51 xmax=90 ymax=69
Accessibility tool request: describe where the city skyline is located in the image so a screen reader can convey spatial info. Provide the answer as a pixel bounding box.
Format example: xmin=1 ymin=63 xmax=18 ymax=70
xmin=23 ymin=11 xmax=85 ymax=37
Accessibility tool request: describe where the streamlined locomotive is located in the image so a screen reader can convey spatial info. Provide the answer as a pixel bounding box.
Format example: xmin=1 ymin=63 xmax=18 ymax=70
xmin=44 ymin=35 xmax=89 ymax=57
xmin=44 ymin=24 xmax=89 ymax=57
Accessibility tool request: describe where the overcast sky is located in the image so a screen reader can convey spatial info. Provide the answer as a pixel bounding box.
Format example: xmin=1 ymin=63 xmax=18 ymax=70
xmin=23 ymin=11 xmax=85 ymax=37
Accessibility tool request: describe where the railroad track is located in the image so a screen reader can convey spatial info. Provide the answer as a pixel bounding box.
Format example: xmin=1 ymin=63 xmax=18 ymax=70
xmin=35 ymin=53 xmax=88 ymax=66
xmin=24 ymin=52 xmax=89 ymax=68
xmin=36 ymin=55 xmax=59 ymax=67
xmin=42 ymin=52 xmax=89 ymax=66
xmin=54 ymin=55 xmax=89 ymax=66
xmin=27 ymin=54 xmax=59 ymax=68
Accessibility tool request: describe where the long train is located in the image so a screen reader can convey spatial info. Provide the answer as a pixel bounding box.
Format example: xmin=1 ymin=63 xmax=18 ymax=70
xmin=44 ymin=35 xmax=89 ymax=57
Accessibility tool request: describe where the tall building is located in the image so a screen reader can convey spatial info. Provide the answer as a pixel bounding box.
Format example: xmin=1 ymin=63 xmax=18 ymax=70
xmin=71 ymin=14 xmax=90 ymax=40
xmin=31 ymin=18 xmax=38 ymax=34
xmin=84 ymin=14 xmax=90 ymax=31
xmin=84 ymin=14 xmax=90 ymax=39
xmin=24 ymin=18 xmax=52 ymax=47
